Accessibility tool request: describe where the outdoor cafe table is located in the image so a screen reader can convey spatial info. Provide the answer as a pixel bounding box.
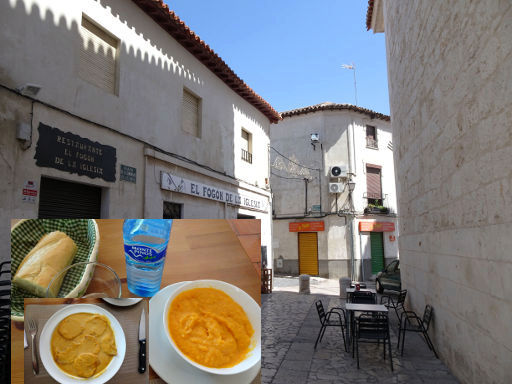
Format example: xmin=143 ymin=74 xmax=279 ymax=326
xmin=345 ymin=303 xmax=388 ymax=345
xmin=11 ymin=219 xmax=261 ymax=384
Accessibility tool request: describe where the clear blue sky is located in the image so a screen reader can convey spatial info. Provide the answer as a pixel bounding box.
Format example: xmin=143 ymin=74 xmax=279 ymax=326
xmin=166 ymin=1 xmax=390 ymax=115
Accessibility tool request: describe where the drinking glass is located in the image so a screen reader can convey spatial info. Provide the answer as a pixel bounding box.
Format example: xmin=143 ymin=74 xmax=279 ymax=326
xmin=45 ymin=261 xmax=121 ymax=298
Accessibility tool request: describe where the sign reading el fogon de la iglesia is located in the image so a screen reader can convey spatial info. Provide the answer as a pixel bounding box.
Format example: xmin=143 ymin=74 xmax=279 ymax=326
xmin=34 ymin=123 xmax=116 ymax=182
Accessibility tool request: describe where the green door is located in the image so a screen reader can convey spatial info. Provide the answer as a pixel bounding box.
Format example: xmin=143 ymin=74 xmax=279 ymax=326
xmin=370 ymin=232 xmax=385 ymax=274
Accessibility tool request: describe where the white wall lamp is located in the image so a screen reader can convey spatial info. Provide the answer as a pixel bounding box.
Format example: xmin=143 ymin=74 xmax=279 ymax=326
xmin=310 ymin=133 xmax=320 ymax=150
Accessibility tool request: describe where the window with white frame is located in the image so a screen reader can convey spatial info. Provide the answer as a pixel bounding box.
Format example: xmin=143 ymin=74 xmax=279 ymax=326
xmin=241 ymin=129 xmax=252 ymax=163
xmin=366 ymin=125 xmax=378 ymax=149
xmin=79 ymin=15 xmax=119 ymax=94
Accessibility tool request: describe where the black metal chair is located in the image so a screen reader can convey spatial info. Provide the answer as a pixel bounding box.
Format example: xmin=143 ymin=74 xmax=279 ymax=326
xmin=380 ymin=289 xmax=407 ymax=321
xmin=354 ymin=313 xmax=393 ymax=371
xmin=350 ymin=291 xmax=376 ymax=304
xmin=314 ymin=300 xmax=347 ymax=352
xmin=397 ymin=304 xmax=438 ymax=358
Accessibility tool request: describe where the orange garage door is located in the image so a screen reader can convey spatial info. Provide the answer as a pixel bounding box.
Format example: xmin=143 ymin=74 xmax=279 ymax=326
xmin=298 ymin=232 xmax=319 ymax=275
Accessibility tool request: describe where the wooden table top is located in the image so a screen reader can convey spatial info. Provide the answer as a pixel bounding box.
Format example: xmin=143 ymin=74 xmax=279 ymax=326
xmin=12 ymin=219 xmax=261 ymax=384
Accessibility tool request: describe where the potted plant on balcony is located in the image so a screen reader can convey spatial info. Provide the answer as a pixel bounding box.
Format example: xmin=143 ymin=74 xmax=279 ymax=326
xmin=364 ymin=203 xmax=390 ymax=214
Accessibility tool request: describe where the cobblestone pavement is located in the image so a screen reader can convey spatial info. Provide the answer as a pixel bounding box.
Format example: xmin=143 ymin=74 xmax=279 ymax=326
xmin=262 ymin=279 xmax=459 ymax=384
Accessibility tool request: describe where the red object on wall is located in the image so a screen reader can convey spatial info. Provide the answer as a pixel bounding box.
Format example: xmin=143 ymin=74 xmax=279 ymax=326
xmin=289 ymin=221 xmax=325 ymax=232
xmin=359 ymin=221 xmax=395 ymax=232
xmin=389 ymin=235 xmax=396 ymax=241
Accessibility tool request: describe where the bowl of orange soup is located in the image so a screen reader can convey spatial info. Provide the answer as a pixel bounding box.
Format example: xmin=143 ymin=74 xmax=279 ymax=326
xmin=163 ymin=280 xmax=261 ymax=375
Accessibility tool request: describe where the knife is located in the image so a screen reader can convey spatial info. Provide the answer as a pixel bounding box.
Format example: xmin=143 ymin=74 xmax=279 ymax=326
xmin=138 ymin=306 xmax=146 ymax=373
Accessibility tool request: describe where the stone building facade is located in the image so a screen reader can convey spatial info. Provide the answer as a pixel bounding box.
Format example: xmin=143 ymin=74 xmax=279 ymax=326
xmin=368 ymin=0 xmax=512 ymax=382
xmin=271 ymin=103 xmax=398 ymax=280
xmin=0 ymin=0 xmax=280 ymax=265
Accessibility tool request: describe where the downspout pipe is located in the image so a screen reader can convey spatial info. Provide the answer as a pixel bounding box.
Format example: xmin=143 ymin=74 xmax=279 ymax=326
xmin=304 ymin=178 xmax=308 ymax=215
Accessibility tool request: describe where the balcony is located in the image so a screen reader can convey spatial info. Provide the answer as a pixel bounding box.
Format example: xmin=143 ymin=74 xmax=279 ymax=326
xmin=363 ymin=192 xmax=390 ymax=214
xmin=242 ymin=148 xmax=253 ymax=164
xmin=366 ymin=137 xmax=378 ymax=149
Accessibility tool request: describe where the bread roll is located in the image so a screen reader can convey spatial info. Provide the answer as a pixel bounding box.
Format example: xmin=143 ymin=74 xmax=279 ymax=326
xmin=13 ymin=231 xmax=78 ymax=297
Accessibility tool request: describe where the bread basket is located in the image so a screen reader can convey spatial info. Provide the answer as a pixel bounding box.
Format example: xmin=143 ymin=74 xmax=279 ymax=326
xmin=10 ymin=219 xmax=100 ymax=321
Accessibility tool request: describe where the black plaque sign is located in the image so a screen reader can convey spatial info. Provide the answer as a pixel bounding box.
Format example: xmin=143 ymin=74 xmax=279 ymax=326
xmin=120 ymin=164 xmax=136 ymax=183
xmin=34 ymin=123 xmax=117 ymax=182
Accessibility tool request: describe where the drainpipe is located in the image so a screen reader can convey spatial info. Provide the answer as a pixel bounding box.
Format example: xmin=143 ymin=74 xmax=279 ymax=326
xmin=319 ymin=143 xmax=324 ymax=214
xmin=347 ymin=120 xmax=357 ymax=280
xmin=304 ymin=178 xmax=308 ymax=215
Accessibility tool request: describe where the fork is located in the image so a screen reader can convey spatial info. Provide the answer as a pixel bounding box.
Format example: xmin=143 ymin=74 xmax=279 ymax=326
xmin=27 ymin=319 xmax=39 ymax=375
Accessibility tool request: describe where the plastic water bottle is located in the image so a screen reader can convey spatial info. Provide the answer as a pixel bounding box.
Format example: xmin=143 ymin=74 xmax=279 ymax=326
xmin=123 ymin=219 xmax=172 ymax=297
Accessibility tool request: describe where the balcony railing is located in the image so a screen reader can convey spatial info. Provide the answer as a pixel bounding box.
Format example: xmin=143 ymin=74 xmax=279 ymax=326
xmin=366 ymin=137 xmax=378 ymax=149
xmin=363 ymin=192 xmax=390 ymax=214
xmin=242 ymin=148 xmax=253 ymax=164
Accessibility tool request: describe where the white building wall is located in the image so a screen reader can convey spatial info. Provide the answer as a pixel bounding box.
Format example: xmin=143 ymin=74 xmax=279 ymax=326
xmin=378 ymin=0 xmax=512 ymax=382
xmin=0 ymin=0 xmax=273 ymax=264
xmin=271 ymin=107 xmax=397 ymax=279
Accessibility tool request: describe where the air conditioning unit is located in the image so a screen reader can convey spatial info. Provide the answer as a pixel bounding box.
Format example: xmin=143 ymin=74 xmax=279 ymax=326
xmin=329 ymin=165 xmax=347 ymax=178
xmin=329 ymin=183 xmax=344 ymax=193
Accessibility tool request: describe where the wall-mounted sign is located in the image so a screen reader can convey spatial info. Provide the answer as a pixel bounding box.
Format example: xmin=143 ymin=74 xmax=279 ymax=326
xmin=22 ymin=180 xmax=38 ymax=203
xmin=289 ymin=221 xmax=325 ymax=232
xmin=311 ymin=205 xmax=321 ymax=212
xmin=161 ymin=172 xmax=269 ymax=213
xmin=34 ymin=123 xmax=116 ymax=182
xmin=120 ymin=165 xmax=136 ymax=183
xmin=389 ymin=235 xmax=396 ymax=242
xmin=359 ymin=221 xmax=395 ymax=232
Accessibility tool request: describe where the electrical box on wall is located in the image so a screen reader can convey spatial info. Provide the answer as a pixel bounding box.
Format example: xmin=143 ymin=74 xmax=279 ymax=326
xmin=329 ymin=165 xmax=347 ymax=178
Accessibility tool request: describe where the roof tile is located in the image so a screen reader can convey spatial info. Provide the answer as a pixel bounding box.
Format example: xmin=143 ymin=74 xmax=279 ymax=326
xmin=281 ymin=102 xmax=390 ymax=121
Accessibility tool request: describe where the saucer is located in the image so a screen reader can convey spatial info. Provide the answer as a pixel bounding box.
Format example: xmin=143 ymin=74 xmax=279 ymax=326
xmin=149 ymin=282 xmax=260 ymax=383
xmin=102 ymin=298 xmax=143 ymax=307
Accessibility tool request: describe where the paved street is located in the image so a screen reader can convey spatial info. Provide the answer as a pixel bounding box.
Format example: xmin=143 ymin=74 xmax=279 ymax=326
xmin=262 ymin=277 xmax=459 ymax=384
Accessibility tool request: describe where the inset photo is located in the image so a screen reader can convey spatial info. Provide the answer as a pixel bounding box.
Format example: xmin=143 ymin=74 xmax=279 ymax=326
xmin=23 ymin=297 xmax=148 ymax=384
xmin=11 ymin=219 xmax=262 ymax=383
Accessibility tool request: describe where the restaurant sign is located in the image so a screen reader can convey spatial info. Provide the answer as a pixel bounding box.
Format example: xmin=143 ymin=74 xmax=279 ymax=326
xmin=161 ymin=172 xmax=268 ymax=213
xmin=289 ymin=221 xmax=325 ymax=232
xmin=34 ymin=123 xmax=117 ymax=182
xmin=359 ymin=221 xmax=395 ymax=232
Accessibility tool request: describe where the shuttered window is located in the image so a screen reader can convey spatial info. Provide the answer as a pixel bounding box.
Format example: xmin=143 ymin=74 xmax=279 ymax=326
xmin=79 ymin=16 xmax=118 ymax=94
xmin=298 ymin=232 xmax=319 ymax=275
xmin=366 ymin=166 xmax=382 ymax=200
xmin=182 ymin=89 xmax=201 ymax=137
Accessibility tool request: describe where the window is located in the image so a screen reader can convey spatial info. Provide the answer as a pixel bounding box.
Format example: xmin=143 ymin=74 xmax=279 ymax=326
xmin=366 ymin=125 xmax=378 ymax=149
xmin=79 ymin=15 xmax=119 ymax=94
xmin=241 ymin=129 xmax=252 ymax=163
xmin=163 ymin=202 xmax=182 ymax=219
xmin=182 ymin=88 xmax=201 ymax=137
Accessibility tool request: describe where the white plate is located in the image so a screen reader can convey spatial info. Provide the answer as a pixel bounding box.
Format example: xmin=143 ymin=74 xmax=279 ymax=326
xmin=39 ymin=304 xmax=126 ymax=384
xmin=102 ymin=298 xmax=143 ymax=307
xmin=149 ymin=283 xmax=261 ymax=384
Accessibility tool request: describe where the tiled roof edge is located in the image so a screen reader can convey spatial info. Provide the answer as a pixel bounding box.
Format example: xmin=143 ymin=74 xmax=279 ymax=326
xmin=281 ymin=103 xmax=390 ymax=122
xmin=131 ymin=0 xmax=281 ymax=123
xmin=366 ymin=0 xmax=374 ymax=31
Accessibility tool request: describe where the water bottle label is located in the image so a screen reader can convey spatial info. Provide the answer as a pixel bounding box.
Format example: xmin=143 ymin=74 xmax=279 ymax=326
xmin=124 ymin=245 xmax=166 ymax=263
